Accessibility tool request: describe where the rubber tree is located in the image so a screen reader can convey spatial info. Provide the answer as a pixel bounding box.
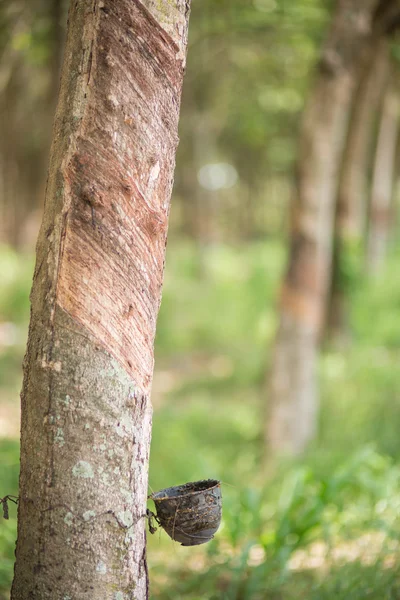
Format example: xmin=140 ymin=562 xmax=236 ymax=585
xmin=367 ymin=72 xmax=400 ymax=274
xmin=11 ymin=1 xmax=190 ymax=599
xmin=327 ymin=40 xmax=390 ymax=338
xmin=336 ymin=41 xmax=390 ymax=238
xmin=266 ymin=0 xmax=382 ymax=456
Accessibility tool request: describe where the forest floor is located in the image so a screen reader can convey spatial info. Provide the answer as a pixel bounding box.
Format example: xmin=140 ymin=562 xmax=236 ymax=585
xmin=1 ymin=240 xmax=400 ymax=599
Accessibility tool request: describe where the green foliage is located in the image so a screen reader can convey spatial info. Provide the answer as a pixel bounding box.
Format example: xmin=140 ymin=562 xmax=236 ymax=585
xmin=333 ymin=236 xmax=363 ymax=295
xmin=320 ymin=248 xmax=400 ymax=458
xmin=0 ymin=246 xmax=33 ymax=323
xmin=149 ymin=241 xmax=400 ymax=599
xmin=149 ymin=447 xmax=400 ymax=599
xmin=0 ymin=246 xmax=32 ymax=401
xmin=173 ymin=0 xmax=330 ymax=240
xmin=156 ymin=240 xmax=283 ymax=370
xmin=0 ymin=440 xmax=19 ymax=599
xmin=3 ymin=242 xmax=400 ymax=598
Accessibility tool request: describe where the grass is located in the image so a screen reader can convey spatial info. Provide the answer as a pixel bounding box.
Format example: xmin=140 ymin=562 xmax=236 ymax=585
xmin=1 ymin=239 xmax=400 ymax=598
xmin=0 ymin=440 xmax=19 ymax=597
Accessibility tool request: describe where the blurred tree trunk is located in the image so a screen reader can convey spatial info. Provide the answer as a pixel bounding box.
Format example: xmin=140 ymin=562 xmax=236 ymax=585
xmin=193 ymin=115 xmax=219 ymax=244
xmin=0 ymin=0 xmax=66 ymax=249
xmin=11 ymin=1 xmax=190 ymax=599
xmin=180 ymin=114 xmax=212 ymax=244
xmin=48 ymin=0 xmax=66 ymax=106
xmin=0 ymin=61 xmax=24 ymax=247
xmin=366 ymin=74 xmax=400 ymax=274
xmin=266 ymin=0 xmax=381 ymax=456
xmin=336 ymin=41 xmax=390 ymax=238
xmin=327 ymin=41 xmax=390 ymax=339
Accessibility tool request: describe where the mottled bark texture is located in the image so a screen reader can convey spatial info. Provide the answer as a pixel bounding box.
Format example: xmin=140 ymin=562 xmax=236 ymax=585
xmin=327 ymin=40 xmax=389 ymax=339
xmin=11 ymin=1 xmax=190 ymax=599
xmin=367 ymin=74 xmax=400 ymax=274
xmin=266 ymin=0 xmax=380 ymax=456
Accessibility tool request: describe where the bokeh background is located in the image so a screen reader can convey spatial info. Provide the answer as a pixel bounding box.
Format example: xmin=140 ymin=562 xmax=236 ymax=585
xmin=2 ymin=1 xmax=400 ymax=598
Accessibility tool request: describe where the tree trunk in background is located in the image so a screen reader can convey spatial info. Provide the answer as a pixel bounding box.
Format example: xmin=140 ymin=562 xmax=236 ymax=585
xmin=367 ymin=74 xmax=400 ymax=274
xmin=11 ymin=2 xmax=190 ymax=599
xmin=0 ymin=0 xmax=67 ymax=249
xmin=266 ymin=0 xmax=380 ymax=457
xmin=193 ymin=115 xmax=219 ymax=244
xmin=336 ymin=40 xmax=390 ymax=237
xmin=180 ymin=114 xmax=213 ymax=245
xmin=48 ymin=0 xmax=66 ymax=106
xmin=0 ymin=61 xmax=25 ymax=247
xmin=327 ymin=40 xmax=390 ymax=338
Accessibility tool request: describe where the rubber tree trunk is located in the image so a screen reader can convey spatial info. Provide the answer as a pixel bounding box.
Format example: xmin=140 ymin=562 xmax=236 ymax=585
xmin=367 ymin=75 xmax=400 ymax=274
xmin=11 ymin=1 xmax=190 ymax=599
xmin=266 ymin=0 xmax=380 ymax=457
xmin=327 ymin=40 xmax=390 ymax=338
xmin=336 ymin=40 xmax=390 ymax=238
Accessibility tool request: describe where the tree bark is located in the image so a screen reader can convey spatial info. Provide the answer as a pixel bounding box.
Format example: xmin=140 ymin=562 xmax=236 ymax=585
xmin=327 ymin=40 xmax=390 ymax=338
xmin=11 ymin=1 xmax=190 ymax=599
xmin=266 ymin=0 xmax=380 ymax=456
xmin=366 ymin=73 xmax=400 ymax=274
